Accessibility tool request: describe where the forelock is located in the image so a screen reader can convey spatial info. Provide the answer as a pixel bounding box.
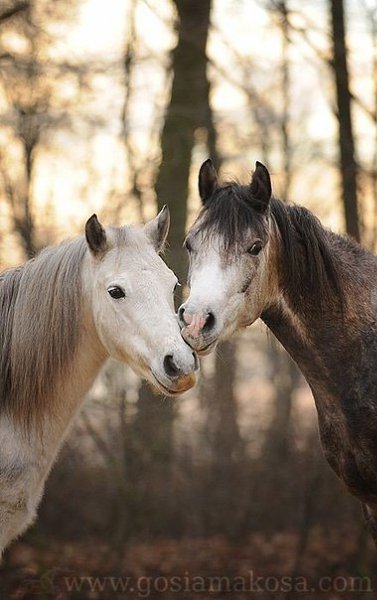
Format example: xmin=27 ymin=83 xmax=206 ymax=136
xmin=193 ymin=183 xmax=269 ymax=251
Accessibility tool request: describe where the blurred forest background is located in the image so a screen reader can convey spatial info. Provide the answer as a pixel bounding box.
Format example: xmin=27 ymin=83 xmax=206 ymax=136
xmin=1 ymin=0 xmax=377 ymax=597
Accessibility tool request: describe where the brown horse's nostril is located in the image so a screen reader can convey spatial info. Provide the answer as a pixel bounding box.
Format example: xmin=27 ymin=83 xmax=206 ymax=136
xmin=179 ymin=305 xmax=194 ymax=326
xmin=163 ymin=354 xmax=181 ymax=378
xmin=203 ymin=311 xmax=215 ymax=333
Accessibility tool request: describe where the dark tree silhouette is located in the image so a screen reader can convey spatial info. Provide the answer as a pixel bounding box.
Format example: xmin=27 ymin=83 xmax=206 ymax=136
xmin=156 ymin=0 xmax=212 ymax=287
xmin=329 ymin=0 xmax=360 ymax=241
xmin=132 ymin=0 xmax=214 ymax=530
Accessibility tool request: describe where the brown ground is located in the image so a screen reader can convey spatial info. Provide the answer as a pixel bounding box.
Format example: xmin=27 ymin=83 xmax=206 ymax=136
xmin=1 ymin=528 xmax=376 ymax=599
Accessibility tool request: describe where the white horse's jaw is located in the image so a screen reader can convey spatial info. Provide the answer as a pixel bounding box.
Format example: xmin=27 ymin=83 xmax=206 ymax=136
xmin=123 ymin=341 xmax=198 ymax=395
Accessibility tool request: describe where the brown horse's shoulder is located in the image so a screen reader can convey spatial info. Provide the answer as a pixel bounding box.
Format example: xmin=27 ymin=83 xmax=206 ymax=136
xmin=317 ymin=392 xmax=377 ymax=505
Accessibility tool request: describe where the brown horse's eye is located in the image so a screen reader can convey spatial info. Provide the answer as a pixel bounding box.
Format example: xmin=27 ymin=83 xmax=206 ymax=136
xmin=248 ymin=241 xmax=263 ymax=256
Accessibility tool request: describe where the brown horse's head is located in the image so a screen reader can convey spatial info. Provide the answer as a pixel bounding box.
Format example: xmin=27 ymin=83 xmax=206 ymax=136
xmin=179 ymin=159 xmax=344 ymax=355
xmin=179 ymin=160 xmax=276 ymax=354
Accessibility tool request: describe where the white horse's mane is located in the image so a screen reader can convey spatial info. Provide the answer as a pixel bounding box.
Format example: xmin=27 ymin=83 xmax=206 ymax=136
xmin=0 ymin=237 xmax=87 ymax=426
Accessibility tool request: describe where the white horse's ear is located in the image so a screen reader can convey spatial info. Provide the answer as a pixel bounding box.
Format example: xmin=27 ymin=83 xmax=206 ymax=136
xmin=250 ymin=161 xmax=272 ymax=212
xmin=144 ymin=205 xmax=170 ymax=253
xmin=85 ymin=214 xmax=108 ymax=256
xmin=198 ymin=158 xmax=218 ymax=204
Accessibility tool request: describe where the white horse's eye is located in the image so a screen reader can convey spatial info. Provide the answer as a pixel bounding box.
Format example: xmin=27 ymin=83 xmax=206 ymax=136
xmin=248 ymin=241 xmax=263 ymax=256
xmin=174 ymin=281 xmax=181 ymax=293
xmin=107 ymin=285 xmax=126 ymax=300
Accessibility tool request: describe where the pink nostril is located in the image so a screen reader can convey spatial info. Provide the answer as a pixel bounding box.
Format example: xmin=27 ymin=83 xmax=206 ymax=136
xmin=180 ymin=307 xmax=215 ymax=339
xmin=179 ymin=306 xmax=193 ymax=326
xmin=185 ymin=314 xmax=207 ymax=338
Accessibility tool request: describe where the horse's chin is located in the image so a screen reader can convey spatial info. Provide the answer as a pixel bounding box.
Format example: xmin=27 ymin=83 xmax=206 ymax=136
xmin=196 ymin=340 xmax=218 ymax=356
xmin=181 ymin=322 xmax=235 ymax=356
xmin=125 ymin=356 xmax=196 ymax=396
xmin=199 ymin=318 xmax=247 ymax=353
xmin=181 ymin=328 xmax=217 ymax=355
xmin=150 ymin=372 xmax=197 ymax=396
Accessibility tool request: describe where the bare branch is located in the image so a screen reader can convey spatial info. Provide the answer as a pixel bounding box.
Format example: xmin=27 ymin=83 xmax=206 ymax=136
xmin=0 ymin=2 xmax=29 ymax=25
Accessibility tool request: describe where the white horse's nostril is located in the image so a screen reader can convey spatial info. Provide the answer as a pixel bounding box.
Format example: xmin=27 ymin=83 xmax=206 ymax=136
xmin=163 ymin=354 xmax=181 ymax=378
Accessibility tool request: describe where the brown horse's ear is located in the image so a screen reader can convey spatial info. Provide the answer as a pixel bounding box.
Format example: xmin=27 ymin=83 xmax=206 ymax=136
xmin=85 ymin=214 xmax=108 ymax=256
xmin=144 ymin=205 xmax=170 ymax=253
xmin=199 ymin=158 xmax=218 ymax=204
xmin=250 ymin=161 xmax=272 ymax=212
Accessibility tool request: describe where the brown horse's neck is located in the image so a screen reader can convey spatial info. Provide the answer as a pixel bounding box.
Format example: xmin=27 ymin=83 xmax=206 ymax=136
xmin=261 ymin=227 xmax=377 ymax=402
xmin=261 ymin=230 xmax=377 ymax=515
xmin=261 ymin=299 xmax=343 ymax=398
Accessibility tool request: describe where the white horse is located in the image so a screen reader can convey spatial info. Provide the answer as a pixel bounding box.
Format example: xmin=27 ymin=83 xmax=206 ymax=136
xmin=0 ymin=206 xmax=198 ymax=553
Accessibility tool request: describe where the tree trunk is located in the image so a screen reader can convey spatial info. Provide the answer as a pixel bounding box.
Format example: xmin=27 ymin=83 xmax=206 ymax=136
xmin=206 ymin=341 xmax=243 ymax=462
xmin=329 ymin=0 xmax=360 ymax=241
xmin=133 ymin=0 xmax=213 ymax=532
xmin=261 ymin=0 xmax=299 ymax=470
xmin=0 ymin=2 xmax=40 ymax=259
xmin=155 ymin=0 xmax=212 ymax=288
xmin=279 ymin=0 xmax=291 ymax=201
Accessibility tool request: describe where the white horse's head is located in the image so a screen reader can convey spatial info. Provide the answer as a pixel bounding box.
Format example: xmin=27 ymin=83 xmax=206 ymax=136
xmin=83 ymin=207 xmax=198 ymax=395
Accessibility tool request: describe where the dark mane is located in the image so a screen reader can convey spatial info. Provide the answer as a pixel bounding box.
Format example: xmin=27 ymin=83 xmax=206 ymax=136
xmin=270 ymin=198 xmax=345 ymax=312
xmin=196 ymin=183 xmax=346 ymax=311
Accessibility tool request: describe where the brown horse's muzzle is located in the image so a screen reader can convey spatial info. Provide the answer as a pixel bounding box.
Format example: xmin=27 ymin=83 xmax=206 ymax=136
xmin=178 ymin=306 xmax=218 ymax=355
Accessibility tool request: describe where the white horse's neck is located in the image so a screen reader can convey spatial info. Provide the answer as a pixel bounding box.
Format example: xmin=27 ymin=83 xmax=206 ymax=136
xmin=0 ymin=290 xmax=108 ymax=553
xmin=44 ymin=323 xmax=106 ymax=442
xmin=29 ymin=301 xmax=108 ymax=459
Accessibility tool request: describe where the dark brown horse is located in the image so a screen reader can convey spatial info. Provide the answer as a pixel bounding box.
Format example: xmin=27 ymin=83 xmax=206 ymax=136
xmin=179 ymin=159 xmax=377 ymax=543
